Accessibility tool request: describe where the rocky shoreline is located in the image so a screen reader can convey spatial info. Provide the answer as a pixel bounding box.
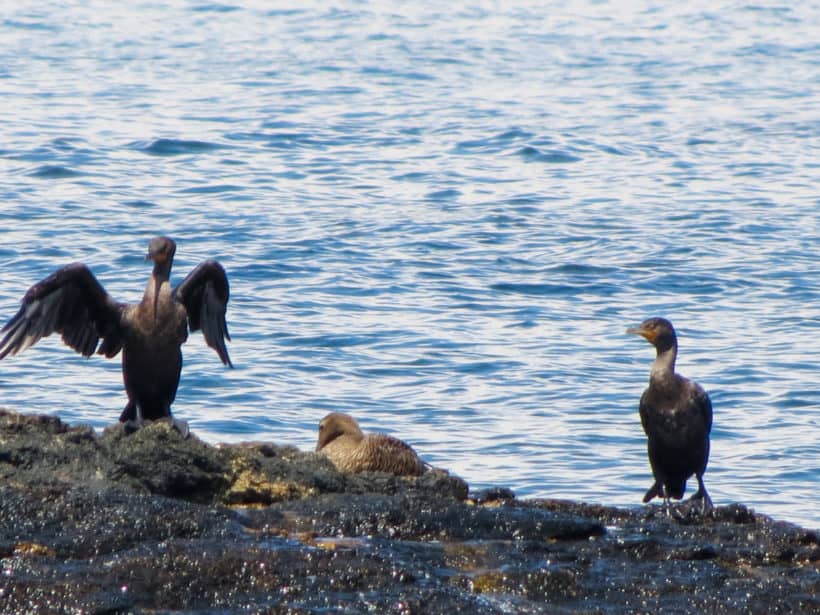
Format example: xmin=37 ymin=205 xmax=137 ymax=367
xmin=0 ymin=408 xmax=817 ymax=613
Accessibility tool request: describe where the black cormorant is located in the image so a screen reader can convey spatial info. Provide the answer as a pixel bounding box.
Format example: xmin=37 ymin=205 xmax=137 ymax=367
xmin=627 ymin=317 xmax=713 ymax=513
xmin=0 ymin=236 xmax=232 ymax=433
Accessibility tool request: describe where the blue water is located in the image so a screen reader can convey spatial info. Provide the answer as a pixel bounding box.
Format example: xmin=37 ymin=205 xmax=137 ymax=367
xmin=0 ymin=1 xmax=818 ymax=529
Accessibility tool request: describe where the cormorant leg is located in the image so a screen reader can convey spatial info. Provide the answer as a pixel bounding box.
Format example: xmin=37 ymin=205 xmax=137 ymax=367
xmin=689 ymin=475 xmax=713 ymax=514
xmin=122 ymin=402 xmax=145 ymax=433
xmin=662 ymin=485 xmax=673 ymax=518
xmin=662 ymin=485 xmax=688 ymax=520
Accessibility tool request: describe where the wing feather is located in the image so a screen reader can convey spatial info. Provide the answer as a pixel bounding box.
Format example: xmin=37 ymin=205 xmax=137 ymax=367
xmin=174 ymin=259 xmax=232 ymax=367
xmin=692 ymin=385 xmax=713 ymax=434
xmin=0 ymin=263 xmax=125 ymax=360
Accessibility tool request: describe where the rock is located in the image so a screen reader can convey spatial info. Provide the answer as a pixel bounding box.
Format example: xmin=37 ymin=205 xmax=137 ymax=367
xmin=0 ymin=408 xmax=817 ymax=613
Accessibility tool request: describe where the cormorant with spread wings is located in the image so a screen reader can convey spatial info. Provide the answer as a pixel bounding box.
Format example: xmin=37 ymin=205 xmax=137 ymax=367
xmin=0 ymin=236 xmax=232 ymax=433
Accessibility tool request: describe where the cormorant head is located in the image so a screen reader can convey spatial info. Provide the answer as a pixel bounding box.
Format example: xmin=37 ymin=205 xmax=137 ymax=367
xmin=316 ymin=412 xmax=363 ymax=452
xmin=627 ymin=317 xmax=677 ymax=352
xmin=146 ymin=236 xmax=177 ymax=268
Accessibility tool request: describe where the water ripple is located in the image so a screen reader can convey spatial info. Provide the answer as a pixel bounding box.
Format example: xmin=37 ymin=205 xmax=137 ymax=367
xmin=27 ymin=165 xmax=84 ymax=178
xmin=136 ymin=139 xmax=226 ymax=155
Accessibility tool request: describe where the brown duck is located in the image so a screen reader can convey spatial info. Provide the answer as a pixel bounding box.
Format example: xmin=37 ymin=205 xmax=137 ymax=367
xmin=316 ymin=412 xmax=426 ymax=476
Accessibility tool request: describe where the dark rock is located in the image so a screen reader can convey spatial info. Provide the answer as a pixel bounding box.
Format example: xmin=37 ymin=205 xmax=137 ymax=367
xmin=0 ymin=408 xmax=818 ymax=613
xmin=243 ymin=492 xmax=604 ymax=542
xmin=469 ymin=486 xmax=516 ymax=504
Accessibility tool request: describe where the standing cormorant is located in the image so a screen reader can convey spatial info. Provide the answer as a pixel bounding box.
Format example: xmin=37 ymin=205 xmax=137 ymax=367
xmin=0 ymin=236 xmax=232 ymax=432
xmin=316 ymin=412 xmax=426 ymax=476
xmin=627 ymin=317 xmax=713 ymax=513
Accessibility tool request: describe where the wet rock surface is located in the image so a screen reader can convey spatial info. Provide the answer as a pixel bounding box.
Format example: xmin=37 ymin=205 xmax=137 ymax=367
xmin=0 ymin=408 xmax=817 ymax=613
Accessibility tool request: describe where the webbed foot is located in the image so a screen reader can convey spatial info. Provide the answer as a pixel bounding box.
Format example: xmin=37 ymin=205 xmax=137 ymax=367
xmin=122 ymin=418 xmax=145 ymax=434
xmin=688 ymin=478 xmax=713 ymax=515
xmin=169 ymin=417 xmax=190 ymax=439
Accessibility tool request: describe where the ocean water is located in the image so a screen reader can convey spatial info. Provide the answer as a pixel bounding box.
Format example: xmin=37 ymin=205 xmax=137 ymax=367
xmin=0 ymin=1 xmax=818 ymax=529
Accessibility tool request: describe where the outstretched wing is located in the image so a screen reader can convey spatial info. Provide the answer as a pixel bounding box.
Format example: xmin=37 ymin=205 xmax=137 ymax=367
xmin=174 ymin=259 xmax=232 ymax=367
xmin=0 ymin=263 xmax=125 ymax=360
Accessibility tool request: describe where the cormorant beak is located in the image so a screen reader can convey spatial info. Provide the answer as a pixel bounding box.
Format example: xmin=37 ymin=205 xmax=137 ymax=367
xmin=627 ymin=325 xmax=655 ymax=342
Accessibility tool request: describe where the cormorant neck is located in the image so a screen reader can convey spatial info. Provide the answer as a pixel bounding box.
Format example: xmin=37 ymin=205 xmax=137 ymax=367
xmin=148 ymin=260 xmax=172 ymax=322
xmin=650 ymin=345 xmax=677 ymax=380
xmin=152 ymin=259 xmax=172 ymax=282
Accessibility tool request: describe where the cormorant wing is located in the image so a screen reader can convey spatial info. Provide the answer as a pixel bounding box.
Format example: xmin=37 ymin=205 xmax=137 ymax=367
xmin=690 ymin=385 xmax=713 ymax=434
xmin=638 ymin=389 xmax=652 ymax=435
xmin=174 ymin=259 xmax=232 ymax=367
xmin=0 ymin=263 xmax=125 ymax=360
